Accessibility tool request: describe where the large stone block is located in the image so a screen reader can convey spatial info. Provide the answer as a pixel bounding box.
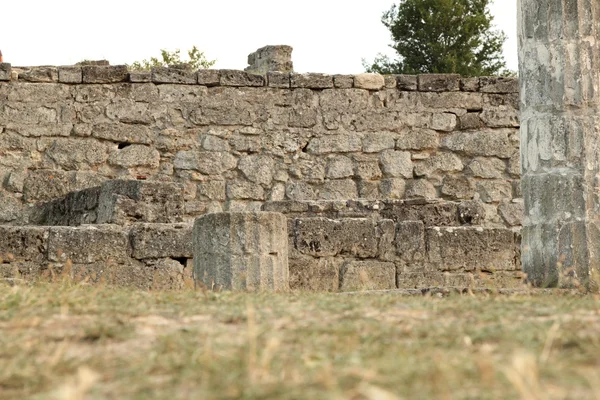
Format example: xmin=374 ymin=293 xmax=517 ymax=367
xmin=193 ymin=212 xmax=289 ymax=291
xmin=340 ymin=260 xmax=396 ymax=291
xmin=130 ymin=223 xmax=193 ymax=259
xmin=418 ymin=74 xmax=460 ymax=92
xmin=47 ymin=225 xmax=131 ymax=264
xmin=427 ymin=227 xmax=520 ymax=272
xmin=0 ymin=226 xmax=49 ymax=262
xmin=18 ymin=67 xmax=58 ymax=82
xmin=288 ymin=255 xmax=341 ymax=292
xmin=291 ymin=73 xmax=333 ymax=89
xmin=219 ymin=70 xmax=265 ymax=87
xmin=151 ymin=67 xmax=197 ymax=84
xmin=82 ymin=65 xmax=128 ymax=83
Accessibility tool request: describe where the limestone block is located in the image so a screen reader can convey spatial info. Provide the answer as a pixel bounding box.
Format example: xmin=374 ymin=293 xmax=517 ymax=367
xmin=396 ymin=75 xmax=418 ymax=91
xmin=108 ymin=144 xmax=160 ymax=169
xmin=130 ymin=223 xmax=193 ymax=259
xmin=30 ymin=186 xmax=101 ymax=226
xmin=460 ymin=77 xmax=480 ymax=92
xmin=441 ymin=176 xmax=475 ymax=199
xmin=405 ymin=179 xmax=437 ymax=199
xmin=354 ymin=73 xmax=385 ymax=90
xmin=396 ymin=129 xmax=439 ymax=150
xmin=419 ymin=92 xmax=484 ymax=111
xmin=128 ymin=71 xmax=151 ymax=83
xmin=91 ymin=123 xmax=155 ymax=144
xmin=96 ymin=180 xmax=185 ymax=224
xmin=499 ymin=201 xmax=523 ymax=227
xmin=363 ymin=133 xmax=396 ymax=153
xmin=47 ymin=225 xmax=130 ymax=263
xmin=319 ymin=179 xmax=358 ymax=200
xmin=200 ymin=135 xmax=230 ymax=151
xmin=144 ymin=258 xmax=193 ymax=290
xmin=441 ymin=130 xmax=513 ymax=158
xmin=0 ymin=63 xmax=11 ymax=81
xmin=468 ymin=157 xmax=507 ymax=179
xmin=45 ymin=138 xmax=108 ymax=169
xmin=0 ymin=226 xmax=49 ymax=262
xmin=358 ymin=181 xmax=380 ymax=199
xmin=427 ymin=227 xmax=520 ymax=271
xmin=326 ymin=156 xmax=354 ymax=179
xmin=266 ymin=71 xmax=290 ymax=88
xmin=418 ymin=74 xmax=460 ymax=92
xmin=151 ymin=67 xmax=197 ymax=84
xmin=285 ymin=182 xmax=317 ymax=201
xmin=380 ymin=200 xmax=459 ymax=226
xmin=82 ymin=65 xmax=128 ymax=83
xmin=457 ymin=200 xmax=486 ymax=225
xmin=380 ymin=178 xmax=406 ymax=199
xmin=476 ymin=180 xmax=513 ymax=203
xmin=414 ymin=153 xmax=463 ymax=177
xmin=480 ymin=109 xmax=520 ymax=128
xmin=459 ymin=113 xmax=484 ymax=130
xmin=246 ymin=45 xmax=293 ymax=74
xmin=354 ymin=158 xmax=382 ymax=180
xmin=173 ymin=151 xmax=237 ymax=175
xmin=58 ymin=66 xmax=82 ymax=83
xmin=430 ymin=113 xmax=458 ymax=131
xmin=384 ymin=75 xmax=397 ymax=89
xmin=293 ymin=217 xmax=394 ymax=259
xmin=23 ymin=170 xmax=104 ymax=202
xmin=340 ymin=261 xmax=396 ymax=291
xmin=197 ymin=181 xmax=226 ymax=201
xmin=290 ymin=73 xmax=333 ymax=89
xmin=193 ymin=212 xmax=289 ymax=291
xmin=288 ymin=255 xmax=341 ymax=291
xmin=226 ymin=180 xmax=265 ymax=200
xmin=379 ymin=150 xmax=413 ymax=179
xmin=197 ymin=69 xmax=220 ymax=86
xmin=238 ymin=154 xmax=275 ymax=186
xmin=395 ymin=220 xmax=426 ymax=262
xmin=508 ymin=152 xmax=520 ymax=177
xmin=219 ymin=70 xmax=265 ymax=87
xmin=18 ymin=67 xmax=58 ymax=82
xmin=479 ymin=77 xmax=519 ymax=93
xmin=333 ymin=74 xmax=354 ymax=88
xmin=306 ymin=135 xmax=362 ymax=154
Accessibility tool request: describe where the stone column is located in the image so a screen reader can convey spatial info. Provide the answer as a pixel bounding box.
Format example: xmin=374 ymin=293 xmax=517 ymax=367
xmin=193 ymin=212 xmax=289 ymax=291
xmin=518 ymin=1 xmax=600 ymax=288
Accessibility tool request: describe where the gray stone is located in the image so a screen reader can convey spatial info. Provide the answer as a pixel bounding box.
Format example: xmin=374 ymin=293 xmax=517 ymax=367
xmin=58 ymin=66 xmax=82 ymax=83
xmin=395 ymin=221 xmax=426 ymax=262
xmin=307 ymin=135 xmax=362 ymax=154
xmin=128 ymin=71 xmax=151 ymax=83
xmin=0 ymin=63 xmax=11 ymax=81
xmin=130 ymin=223 xmax=192 ymax=259
xmin=459 ymin=113 xmax=484 ymax=130
xmin=197 ymin=181 xmax=226 ymax=201
xmin=468 ymin=157 xmax=507 ymax=179
xmin=414 ymin=153 xmax=463 ymax=177
xmin=319 ymin=179 xmax=358 ymax=200
xmin=333 ymin=75 xmax=354 ymax=88
xmin=45 ymin=138 xmax=108 ymax=169
xmin=476 ymin=180 xmax=513 ymax=203
xmin=442 ymin=130 xmax=514 ymax=158
xmin=380 ymin=150 xmax=413 ymax=178
xmin=354 ymin=73 xmax=385 ymax=90
xmin=396 ymin=75 xmax=418 ymax=91
xmin=108 ymin=145 xmax=160 ymax=168
xmin=151 ymin=67 xmax=197 ymax=84
xmin=266 ymin=71 xmax=291 ymax=88
xmin=418 ymin=74 xmax=460 ymax=92
xmin=479 ymin=77 xmax=519 ymax=93
xmin=82 ymin=65 xmax=128 ymax=83
xmin=460 ymin=77 xmax=480 ymax=92
xmin=290 ymin=73 xmax=333 ymax=89
xmin=219 ymin=70 xmax=265 ymax=87
xmin=197 ymin=69 xmax=220 ymax=86
xmin=238 ymin=154 xmax=275 ymax=186
xmin=380 ymin=178 xmax=406 ymax=199
xmin=18 ymin=67 xmax=59 ymax=82
xmin=326 ymin=155 xmax=354 ymax=179
xmin=499 ymin=201 xmax=523 ymax=227
xmin=0 ymin=226 xmax=48 ymax=262
xmin=354 ymin=158 xmax=382 ymax=180
xmin=405 ymin=180 xmax=437 ymax=199
xmin=289 ymin=256 xmax=341 ymax=291
xmin=441 ymin=176 xmax=475 ymax=200
xmin=246 ymin=45 xmax=293 ymax=74
xmin=396 ymin=129 xmax=439 ymax=150
xmin=201 ymin=135 xmax=230 ymax=151
xmin=48 ymin=225 xmax=130 ymax=263
xmin=226 ymin=180 xmax=265 ymax=200
xmin=193 ymin=212 xmax=289 ymax=291
xmin=174 ymin=151 xmax=237 ymax=175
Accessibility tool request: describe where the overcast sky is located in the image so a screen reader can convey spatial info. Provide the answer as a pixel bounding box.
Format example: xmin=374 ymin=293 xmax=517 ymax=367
xmin=2 ymin=0 xmax=517 ymax=74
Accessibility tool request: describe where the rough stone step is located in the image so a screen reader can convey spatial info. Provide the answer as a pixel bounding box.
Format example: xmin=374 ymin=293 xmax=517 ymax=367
xmin=30 ymin=179 xmax=185 ymax=226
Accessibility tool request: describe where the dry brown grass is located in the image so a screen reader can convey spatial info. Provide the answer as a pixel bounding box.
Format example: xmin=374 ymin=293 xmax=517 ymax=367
xmin=1 ymin=280 xmax=600 ymax=399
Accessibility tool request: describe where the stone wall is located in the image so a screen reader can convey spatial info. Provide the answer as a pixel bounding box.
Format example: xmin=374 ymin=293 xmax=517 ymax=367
xmin=0 ymin=63 xmax=521 ymax=229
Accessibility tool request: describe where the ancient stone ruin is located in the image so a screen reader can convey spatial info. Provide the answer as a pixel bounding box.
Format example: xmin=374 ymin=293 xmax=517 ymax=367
xmin=0 ymin=45 xmax=523 ymax=291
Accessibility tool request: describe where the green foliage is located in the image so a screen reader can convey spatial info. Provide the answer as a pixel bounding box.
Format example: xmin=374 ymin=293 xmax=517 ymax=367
xmin=129 ymin=46 xmax=216 ymax=71
xmin=365 ymin=0 xmax=509 ymax=76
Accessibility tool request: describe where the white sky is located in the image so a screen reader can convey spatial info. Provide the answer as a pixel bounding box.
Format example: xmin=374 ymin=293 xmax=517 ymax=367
xmin=1 ymin=0 xmax=517 ymax=74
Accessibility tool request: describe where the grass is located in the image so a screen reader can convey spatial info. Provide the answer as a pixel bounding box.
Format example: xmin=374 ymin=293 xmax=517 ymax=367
xmin=1 ymin=282 xmax=600 ymax=399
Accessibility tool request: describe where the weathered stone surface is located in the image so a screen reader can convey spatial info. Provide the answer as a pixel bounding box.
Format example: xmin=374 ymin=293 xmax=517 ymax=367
xmin=174 ymin=151 xmax=237 ymax=175
xmin=226 ymin=180 xmax=265 ymax=200
xmin=82 ymin=65 xmax=128 ymax=83
xmin=266 ymin=71 xmax=290 ymax=88
xmin=0 ymin=226 xmax=48 ymax=262
xmin=58 ymin=66 xmax=82 ymax=83
xmin=290 ymin=73 xmax=333 ymax=89
xmin=414 ymin=153 xmax=463 ymax=177
xmin=293 ymin=217 xmax=393 ymax=259
xmin=193 ymin=212 xmax=289 ymax=291
xmin=238 ymin=154 xmax=275 ymax=186
xmin=396 ymin=220 xmax=425 ymax=262
xmin=459 ymin=113 xmax=484 ymax=130
xmin=108 ymin=145 xmax=160 ymax=168
xmin=396 ymin=129 xmax=439 ymax=150
xmin=405 ymin=179 xmax=437 ymax=199
xmin=18 ymin=67 xmax=59 ymax=82
xmin=0 ymin=63 xmax=11 ymax=81
xmin=396 ymin=75 xmax=418 ymax=91
xmin=468 ymin=157 xmax=507 ymax=179
xmin=307 ymin=135 xmax=361 ymax=154
xmin=31 ymin=186 xmax=101 ymax=226
xmin=289 ymin=255 xmax=341 ymax=291
xmin=45 ymin=138 xmax=108 ymax=169
xmin=151 ymin=67 xmax=197 ymax=84
xmin=219 ymin=70 xmax=265 ymax=87
xmin=47 ymin=225 xmax=130 ymax=263
xmin=441 ymin=176 xmax=475 ymax=199
xmin=197 ymin=69 xmax=220 ymax=86
xmin=476 ymin=180 xmax=513 ymax=203
xmin=418 ymin=74 xmax=460 ymax=92
xmin=246 ymin=45 xmax=293 ymax=74
xmin=91 ymin=123 xmax=155 ymax=144
xmin=23 ymin=170 xmax=104 ymax=202
xmin=340 ymin=261 xmax=396 ymax=291
xmin=130 ymin=223 xmax=192 ymax=259
xmin=326 ymin=156 xmax=354 ymax=179
xmin=499 ymin=201 xmax=523 ymax=227
xmin=380 ymin=150 xmax=413 ymax=178
xmin=441 ymin=130 xmax=514 ymax=158
xmin=354 ymin=73 xmax=385 ymax=90
xmin=363 ymin=133 xmax=396 ymax=153
xmin=427 ymin=227 xmax=520 ymax=272
xmin=128 ymin=71 xmax=151 ymax=83
xmin=319 ymin=179 xmax=358 ymax=200
xmin=333 ymin=74 xmax=354 ymax=88
xmin=479 ymin=77 xmax=519 ymax=93
xmin=354 ymin=158 xmax=382 ymax=180
xmin=460 ymin=77 xmax=480 ymax=92
xmin=380 ymin=178 xmax=406 ymax=199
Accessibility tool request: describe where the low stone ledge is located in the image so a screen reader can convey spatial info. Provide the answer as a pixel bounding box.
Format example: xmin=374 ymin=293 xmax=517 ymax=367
xmin=47 ymin=225 xmax=131 ymax=264
xmin=130 ymin=223 xmax=193 ymax=259
xmin=18 ymin=66 xmax=59 ymax=82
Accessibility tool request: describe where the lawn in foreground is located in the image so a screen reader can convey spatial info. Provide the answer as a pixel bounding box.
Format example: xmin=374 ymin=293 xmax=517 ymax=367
xmin=1 ymin=283 xmax=600 ymax=399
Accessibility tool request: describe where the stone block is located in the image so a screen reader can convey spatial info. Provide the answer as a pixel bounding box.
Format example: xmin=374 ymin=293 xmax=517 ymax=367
xmin=380 ymin=178 xmax=406 ymax=199
xmin=441 ymin=176 xmax=475 ymax=199
xmin=226 ymin=180 xmax=265 ymax=200
xmin=353 ymin=73 xmax=385 ymax=90
xmin=58 ymin=66 xmax=82 ymax=83
xmin=384 ymin=75 xmax=397 ymax=89
xmin=219 ymin=70 xmax=265 ymax=87
xmin=459 ymin=113 xmax=484 ymax=130
xmin=414 ymin=153 xmax=463 ymax=177
xmin=97 ymin=180 xmax=185 ymax=224
xmin=30 ymin=186 xmax=101 ymax=226
xmin=380 ymin=200 xmax=459 ymax=226
xmin=499 ymin=201 xmax=524 ymax=227
xmin=293 ymin=217 xmax=393 ymax=259
xmin=460 ymin=77 xmax=480 ymax=92
xmin=107 ymin=144 xmax=160 ymax=168
xmin=476 ymin=180 xmax=513 ymax=203
xmin=266 ymin=71 xmax=290 ymax=88
xmin=354 ymin=159 xmax=382 ymax=180
xmin=363 ymin=133 xmax=396 ymax=153
xmin=82 ymin=65 xmax=128 ymax=83
xmin=91 ymin=123 xmax=155 ymax=144
xmin=290 ymin=73 xmax=333 ymax=89
xmin=128 ymin=71 xmax=151 ymax=83
xmin=405 ymin=179 xmax=437 ymax=199
xmin=396 ymin=129 xmax=439 ymax=150
xmin=441 ymin=130 xmax=514 ymax=158
xmin=333 ymin=74 xmax=354 ymax=88
xmin=418 ymin=74 xmax=460 ymax=92
xmin=48 ymin=225 xmax=131 ymax=263
xmin=340 ymin=261 xmax=396 ymax=291
xmin=319 ymin=179 xmax=358 ymax=200
xmin=396 ymin=220 xmax=426 ymax=262
xmin=23 ymin=170 xmax=105 ymax=203
xmin=18 ymin=67 xmax=59 ymax=82
xmin=427 ymin=227 xmax=520 ymax=271
xmin=193 ymin=212 xmax=289 ymax=291
xmin=151 ymin=67 xmax=197 ymax=84
xmin=0 ymin=63 xmax=11 ymax=81
xmin=467 ymin=157 xmax=507 ymax=179
xmin=130 ymin=223 xmax=193 ymax=259
xmin=238 ymin=154 xmax=275 ymax=186
xmin=326 ymin=156 xmax=354 ymax=179
xmin=479 ymin=77 xmax=519 ymax=93
xmin=289 ymin=255 xmax=341 ymax=291
xmin=246 ymin=45 xmax=293 ymax=74
xmin=307 ymin=134 xmax=362 ymax=154
xmin=396 ymin=75 xmax=418 ymax=91
xmin=457 ymin=200 xmax=486 ymax=225
xmin=0 ymin=226 xmax=49 ymax=262
xmin=197 ymin=69 xmax=220 ymax=86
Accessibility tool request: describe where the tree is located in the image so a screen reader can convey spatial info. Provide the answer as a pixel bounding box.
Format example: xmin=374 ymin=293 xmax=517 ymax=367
xmin=129 ymin=46 xmax=216 ymax=71
xmin=364 ymin=0 xmax=508 ymax=76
